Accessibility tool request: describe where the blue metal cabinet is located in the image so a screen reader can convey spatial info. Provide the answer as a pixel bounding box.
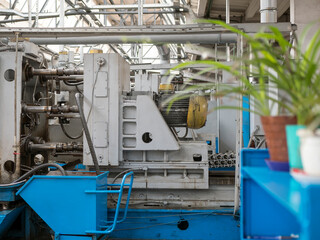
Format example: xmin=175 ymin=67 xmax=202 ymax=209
xmin=241 ymin=149 xmax=320 ymax=240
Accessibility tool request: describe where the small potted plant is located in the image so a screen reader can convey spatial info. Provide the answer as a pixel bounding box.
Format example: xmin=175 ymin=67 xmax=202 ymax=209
xmin=168 ymin=20 xmax=320 ymax=171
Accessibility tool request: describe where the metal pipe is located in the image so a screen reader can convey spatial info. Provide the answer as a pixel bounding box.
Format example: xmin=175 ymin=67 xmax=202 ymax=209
xmin=260 ymin=0 xmax=277 ymax=23
xmin=226 ymin=0 xmax=231 ymax=61
xmin=55 ymin=0 xmax=57 ymax=26
xmin=226 ymin=0 xmax=230 ymax=24
xmin=28 ymin=0 xmax=32 ymax=27
xmin=28 ymin=143 xmax=56 ymax=151
xmin=59 ymin=0 xmax=65 ymax=52
xmin=28 ymin=142 xmax=83 ymax=152
xmin=75 ymin=93 xmax=100 ymax=175
xmin=138 ymin=0 xmax=143 ymax=25
xmin=27 ymin=34 xmax=238 ymax=45
xmin=31 ymin=67 xmax=83 ymax=76
xmin=35 ymin=0 xmax=39 ymax=27
xmin=22 ymin=104 xmax=78 ymax=113
xmin=23 ymin=105 xmax=51 ymax=113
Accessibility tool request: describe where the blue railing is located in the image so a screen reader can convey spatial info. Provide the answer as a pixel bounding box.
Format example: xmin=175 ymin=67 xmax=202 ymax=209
xmin=85 ymin=171 xmax=134 ymax=235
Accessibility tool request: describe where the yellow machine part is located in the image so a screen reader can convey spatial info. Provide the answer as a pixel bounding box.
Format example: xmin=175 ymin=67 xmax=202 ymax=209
xmin=159 ymin=83 xmax=174 ymax=91
xmin=89 ymin=49 xmax=103 ymax=53
xmin=187 ymin=95 xmax=208 ymax=129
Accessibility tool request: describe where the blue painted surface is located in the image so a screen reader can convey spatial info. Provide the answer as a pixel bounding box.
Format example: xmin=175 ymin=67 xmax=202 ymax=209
xmin=0 ymin=181 xmax=24 ymax=202
xmin=215 ymin=137 xmax=219 ymax=153
xmin=209 ymin=167 xmax=235 ymax=171
xmin=241 ymin=149 xmax=320 ymax=240
xmin=16 ymin=171 xmax=133 ymax=239
xmin=0 ymin=205 xmax=25 ymax=236
xmin=17 ymin=172 xmax=109 ymax=235
xmin=58 ymin=235 xmax=96 ymax=240
xmin=242 ymin=96 xmax=250 ymax=148
xmin=108 ymin=208 xmax=239 ymax=240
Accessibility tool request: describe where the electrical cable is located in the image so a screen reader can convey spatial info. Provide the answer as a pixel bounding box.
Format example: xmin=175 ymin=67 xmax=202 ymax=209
xmin=13 ymin=163 xmax=66 ymax=183
xmin=0 ymin=180 xmax=26 ymax=187
xmin=75 ymin=93 xmax=100 ymax=175
xmin=108 ymin=169 xmax=139 ymax=205
xmin=60 ymin=122 xmax=83 ymax=140
xmin=174 ymin=127 xmax=188 ymax=139
xmin=75 ymin=85 xmax=83 ymax=94
xmin=87 ymin=65 xmax=102 ymax=121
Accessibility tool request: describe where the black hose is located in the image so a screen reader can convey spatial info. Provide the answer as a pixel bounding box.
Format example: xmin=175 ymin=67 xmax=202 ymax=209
xmin=180 ymin=127 xmax=189 ymax=139
xmin=0 ymin=180 xmax=26 ymax=187
xmin=75 ymin=93 xmax=100 ymax=175
xmin=13 ymin=163 xmax=66 ymax=183
xmin=60 ymin=122 xmax=83 ymax=139
xmin=63 ymin=80 xmax=83 ymax=86
xmin=75 ymin=85 xmax=83 ymax=94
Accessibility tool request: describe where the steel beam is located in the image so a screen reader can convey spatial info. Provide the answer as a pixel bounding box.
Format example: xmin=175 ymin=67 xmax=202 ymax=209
xmin=90 ymin=3 xmax=186 ymax=10
xmin=245 ymin=0 xmax=259 ymax=20
xmin=196 ymin=0 xmax=209 ymax=17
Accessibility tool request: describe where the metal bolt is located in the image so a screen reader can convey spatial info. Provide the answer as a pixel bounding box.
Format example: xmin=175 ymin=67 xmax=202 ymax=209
xmin=97 ymin=57 xmax=106 ymax=66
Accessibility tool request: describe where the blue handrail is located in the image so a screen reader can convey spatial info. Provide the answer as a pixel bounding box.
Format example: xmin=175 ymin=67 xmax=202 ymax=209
xmin=85 ymin=171 xmax=134 ymax=235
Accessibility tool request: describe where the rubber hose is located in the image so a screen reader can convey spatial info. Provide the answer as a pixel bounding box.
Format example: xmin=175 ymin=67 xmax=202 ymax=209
xmin=13 ymin=163 xmax=66 ymax=183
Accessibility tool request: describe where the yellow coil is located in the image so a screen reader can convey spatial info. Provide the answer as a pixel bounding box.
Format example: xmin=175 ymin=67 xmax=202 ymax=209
xmin=187 ymin=95 xmax=208 ymax=129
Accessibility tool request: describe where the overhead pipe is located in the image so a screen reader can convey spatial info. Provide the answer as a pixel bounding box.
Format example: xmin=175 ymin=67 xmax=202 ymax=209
xmin=226 ymin=0 xmax=231 ymax=62
xmin=26 ymin=34 xmax=238 ymax=45
xmin=260 ymin=0 xmax=277 ymax=23
xmin=59 ymin=0 xmax=65 ymax=52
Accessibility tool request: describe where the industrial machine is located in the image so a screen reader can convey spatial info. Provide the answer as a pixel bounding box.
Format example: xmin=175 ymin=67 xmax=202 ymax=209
xmin=0 ymin=41 xmax=237 ymax=239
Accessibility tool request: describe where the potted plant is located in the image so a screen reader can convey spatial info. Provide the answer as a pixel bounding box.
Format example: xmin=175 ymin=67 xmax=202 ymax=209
xmin=168 ymin=20 xmax=320 ymax=171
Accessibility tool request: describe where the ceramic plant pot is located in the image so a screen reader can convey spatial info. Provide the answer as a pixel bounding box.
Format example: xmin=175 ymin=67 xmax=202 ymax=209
xmin=298 ymin=129 xmax=320 ymax=176
xmin=286 ymin=125 xmax=305 ymax=170
xmin=261 ymin=116 xmax=297 ymax=162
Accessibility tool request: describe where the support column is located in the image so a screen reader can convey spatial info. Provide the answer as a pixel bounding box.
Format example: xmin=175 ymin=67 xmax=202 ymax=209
xmin=291 ymin=0 xmax=320 ymax=51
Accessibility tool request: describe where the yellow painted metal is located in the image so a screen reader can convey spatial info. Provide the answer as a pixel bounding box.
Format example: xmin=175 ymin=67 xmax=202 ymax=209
xmin=187 ymin=95 xmax=208 ymax=129
xmin=59 ymin=51 xmax=68 ymax=55
xmin=159 ymin=83 xmax=174 ymax=91
xmin=89 ymin=49 xmax=103 ymax=53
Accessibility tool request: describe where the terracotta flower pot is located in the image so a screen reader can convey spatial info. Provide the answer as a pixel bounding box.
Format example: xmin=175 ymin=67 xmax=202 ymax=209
xmin=261 ymin=116 xmax=297 ymax=162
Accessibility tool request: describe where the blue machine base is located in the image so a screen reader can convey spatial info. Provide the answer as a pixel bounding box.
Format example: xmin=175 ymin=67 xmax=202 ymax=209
xmin=108 ymin=208 xmax=239 ymax=240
